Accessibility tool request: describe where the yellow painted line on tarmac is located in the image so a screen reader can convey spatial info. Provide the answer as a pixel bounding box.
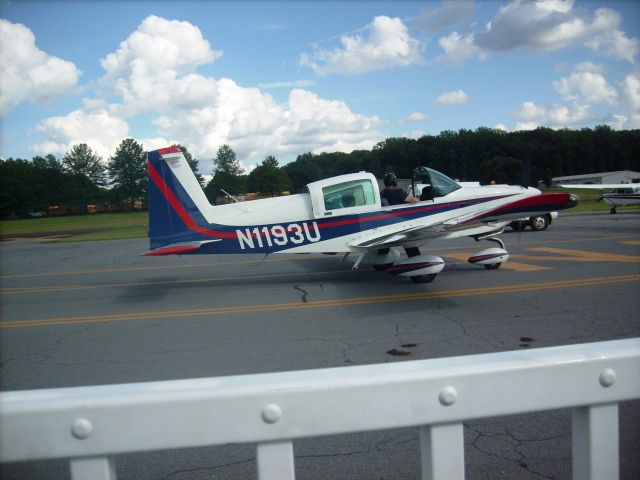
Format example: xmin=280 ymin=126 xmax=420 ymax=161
xmin=621 ymin=240 xmax=640 ymax=246
xmin=2 ymin=274 xmax=638 ymax=329
xmin=529 ymin=247 xmax=640 ymax=263
xmin=443 ymin=253 xmax=551 ymax=271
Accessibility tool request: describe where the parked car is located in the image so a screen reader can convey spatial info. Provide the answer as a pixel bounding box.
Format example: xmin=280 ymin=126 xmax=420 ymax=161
xmin=509 ymin=212 xmax=558 ymax=231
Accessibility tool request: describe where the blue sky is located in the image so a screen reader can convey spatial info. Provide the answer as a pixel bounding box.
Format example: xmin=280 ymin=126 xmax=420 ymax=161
xmin=1 ymin=0 xmax=639 ymax=171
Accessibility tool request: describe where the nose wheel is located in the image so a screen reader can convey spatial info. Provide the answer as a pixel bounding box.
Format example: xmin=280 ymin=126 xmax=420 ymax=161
xmin=469 ymin=233 xmax=509 ymax=269
xmin=484 ymin=262 xmax=501 ymax=270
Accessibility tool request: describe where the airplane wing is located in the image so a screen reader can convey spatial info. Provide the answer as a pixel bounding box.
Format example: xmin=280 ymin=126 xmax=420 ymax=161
xmin=557 ymin=183 xmax=634 ymax=189
xmin=349 ymin=192 xmax=577 ymax=250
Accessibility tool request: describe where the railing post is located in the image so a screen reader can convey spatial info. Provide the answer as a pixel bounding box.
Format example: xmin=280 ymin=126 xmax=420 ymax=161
xmin=256 ymin=440 xmax=295 ymax=480
xmin=69 ymin=457 xmax=116 ymax=480
xmin=572 ymin=403 xmax=619 ymax=480
xmin=420 ymin=423 xmax=465 ymax=480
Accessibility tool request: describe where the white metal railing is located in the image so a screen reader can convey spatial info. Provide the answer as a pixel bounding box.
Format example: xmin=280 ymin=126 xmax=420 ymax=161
xmin=1 ymin=338 xmax=639 ymax=480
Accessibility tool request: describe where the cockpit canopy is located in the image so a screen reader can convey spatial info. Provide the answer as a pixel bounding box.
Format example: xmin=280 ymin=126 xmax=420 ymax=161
xmin=307 ymin=172 xmax=381 ymax=218
xmin=412 ymin=167 xmax=461 ymax=198
xmin=305 ymin=168 xmax=462 ymax=218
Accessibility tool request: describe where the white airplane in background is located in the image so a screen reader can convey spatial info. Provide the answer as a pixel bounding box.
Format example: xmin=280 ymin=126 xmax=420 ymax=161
xmin=143 ymin=147 xmax=578 ymax=283
xmin=557 ymin=183 xmax=640 ymax=214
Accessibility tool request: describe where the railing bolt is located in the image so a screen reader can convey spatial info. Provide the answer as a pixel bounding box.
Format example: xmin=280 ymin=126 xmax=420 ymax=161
xmin=439 ymin=386 xmax=458 ymax=406
xmin=599 ymin=368 xmax=616 ymax=387
xmin=261 ymin=404 xmax=283 ymax=424
xmin=71 ymin=418 xmax=93 ymax=439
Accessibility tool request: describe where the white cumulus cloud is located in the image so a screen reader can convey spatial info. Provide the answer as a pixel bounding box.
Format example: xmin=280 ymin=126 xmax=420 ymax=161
xmin=34 ymin=108 xmax=129 ymax=160
xmin=437 ymin=31 xmax=483 ymax=64
xmin=621 ymin=70 xmax=640 ymax=111
xmin=300 ymin=16 xmax=424 ymax=76
xmin=443 ymin=1 xmax=638 ymax=64
xmin=399 ymin=112 xmax=428 ymax=125
xmin=100 ymin=15 xmax=223 ymax=116
xmin=0 ymin=19 xmax=81 ymax=115
xmin=435 ymin=89 xmax=469 ymax=105
xmin=514 ymin=100 xmax=593 ymax=130
xmin=32 ymin=15 xmax=384 ymax=164
xmin=553 ymin=71 xmax=618 ymax=105
xmin=584 ymin=10 xmax=639 ymax=63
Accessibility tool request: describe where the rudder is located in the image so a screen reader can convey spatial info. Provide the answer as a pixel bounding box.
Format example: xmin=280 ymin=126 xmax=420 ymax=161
xmin=147 ymin=146 xmax=212 ymax=250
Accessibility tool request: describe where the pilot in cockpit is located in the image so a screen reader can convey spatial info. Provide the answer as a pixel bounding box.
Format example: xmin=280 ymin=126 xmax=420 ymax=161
xmin=420 ymin=185 xmax=434 ymax=201
xmin=381 ymin=173 xmax=419 ymax=206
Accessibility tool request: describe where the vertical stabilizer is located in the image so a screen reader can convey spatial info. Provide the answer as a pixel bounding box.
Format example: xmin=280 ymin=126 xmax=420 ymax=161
xmin=147 ymin=146 xmax=212 ymax=250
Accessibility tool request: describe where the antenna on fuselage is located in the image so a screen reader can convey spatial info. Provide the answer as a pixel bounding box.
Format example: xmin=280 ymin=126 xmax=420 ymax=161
xmin=220 ymin=189 xmax=249 ymax=213
xmin=220 ymin=189 xmax=240 ymax=203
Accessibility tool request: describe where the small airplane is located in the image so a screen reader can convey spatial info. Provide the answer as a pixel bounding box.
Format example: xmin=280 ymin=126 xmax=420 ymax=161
xmin=557 ymin=183 xmax=640 ymax=214
xmin=143 ymin=146 xmax=578 ymax=283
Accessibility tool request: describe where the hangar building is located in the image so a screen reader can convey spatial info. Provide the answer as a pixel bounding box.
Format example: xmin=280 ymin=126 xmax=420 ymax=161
xmin=552 ymin=170 xmax=640 ymax=186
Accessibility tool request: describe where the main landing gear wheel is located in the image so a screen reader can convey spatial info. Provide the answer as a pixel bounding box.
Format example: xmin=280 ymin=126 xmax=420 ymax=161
xmin=530 ymin=215 xmax=549 ymax=231
xmin=402 ymin=247 xmax=440 ymax=283
xmin=469 ymin=234 xmax=508 ymax=270
xmin=509 ymin=220 xmax=526 ymax=232
xmin=373 ymin=263 xmax=392 ymax=271
xmin=373 ymin=247 xmax=393 ymax=271
xmin=411 ymin=273 xmax=437 ymax=283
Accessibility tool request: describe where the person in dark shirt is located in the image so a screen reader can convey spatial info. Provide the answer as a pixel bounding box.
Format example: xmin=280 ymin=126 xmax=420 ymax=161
xmin=380 ymin=173 xmax=419 ymax=205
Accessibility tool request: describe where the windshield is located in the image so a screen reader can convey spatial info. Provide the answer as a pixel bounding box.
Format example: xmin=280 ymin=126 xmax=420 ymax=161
xmin=425 ymin=167 xmax=461 ymax=197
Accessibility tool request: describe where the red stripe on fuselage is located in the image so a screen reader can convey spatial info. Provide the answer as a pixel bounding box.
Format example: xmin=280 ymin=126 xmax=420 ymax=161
xmin=316 ymin=197 xmax=503 ymax=229
xmin=484 ymin=192 xmax=570 ymax=215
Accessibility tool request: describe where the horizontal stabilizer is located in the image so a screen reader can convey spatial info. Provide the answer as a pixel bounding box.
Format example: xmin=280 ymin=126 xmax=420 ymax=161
xmin=141 ymin=240 xmax=221 ymax=256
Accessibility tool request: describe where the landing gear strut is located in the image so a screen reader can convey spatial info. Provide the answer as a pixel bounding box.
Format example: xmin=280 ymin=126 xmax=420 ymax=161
xmin=484 ymin=236 xmax=505 ymax=249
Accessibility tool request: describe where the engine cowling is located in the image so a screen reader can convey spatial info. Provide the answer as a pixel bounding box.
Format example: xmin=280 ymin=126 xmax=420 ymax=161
xmin=388 ymin=254 xmax=445 ymax=277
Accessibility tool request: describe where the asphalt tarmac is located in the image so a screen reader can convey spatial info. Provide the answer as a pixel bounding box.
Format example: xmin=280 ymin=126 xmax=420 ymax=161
xmin=1 ymin=211 xmax=639 ymax=479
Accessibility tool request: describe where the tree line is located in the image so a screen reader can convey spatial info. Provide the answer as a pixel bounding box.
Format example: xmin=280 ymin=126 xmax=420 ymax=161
xmin=1 ymin=126 xmax=639 ymax=219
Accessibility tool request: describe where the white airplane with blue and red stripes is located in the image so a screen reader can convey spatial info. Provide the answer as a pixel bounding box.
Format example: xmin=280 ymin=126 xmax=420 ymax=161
xmin=143 ymin=146 xmax=579 ymax=283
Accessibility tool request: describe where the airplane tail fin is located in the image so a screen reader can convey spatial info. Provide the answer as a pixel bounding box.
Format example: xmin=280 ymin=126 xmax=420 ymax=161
xmin=145 ymin=146 xmax=215 ymax=254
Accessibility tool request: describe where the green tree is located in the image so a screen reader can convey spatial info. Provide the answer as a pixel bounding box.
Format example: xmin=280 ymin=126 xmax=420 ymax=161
xmin=283 ymin=152 xmax=324 ymax=192
xmin=32 ymin=154 xmax=63 ymax=173
xmin=108 ymin=138 xmax=147 ymax=209
xmin=205 ymin=144 xmax=247 ymax=201
xmin=213 ymin=144 xmax=243 ymax=175
xmin=173 ymin=144 xmax=204 ymax=187
xmin=479 ymin=156 xmax=523 ymax=185
xmin=247 ymin=156 xmax=291 ymax=196
xmin=62 ymin=143 xmax=107 ymax=186
xmin=0 ymin=158 xmax=35 ymax=217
